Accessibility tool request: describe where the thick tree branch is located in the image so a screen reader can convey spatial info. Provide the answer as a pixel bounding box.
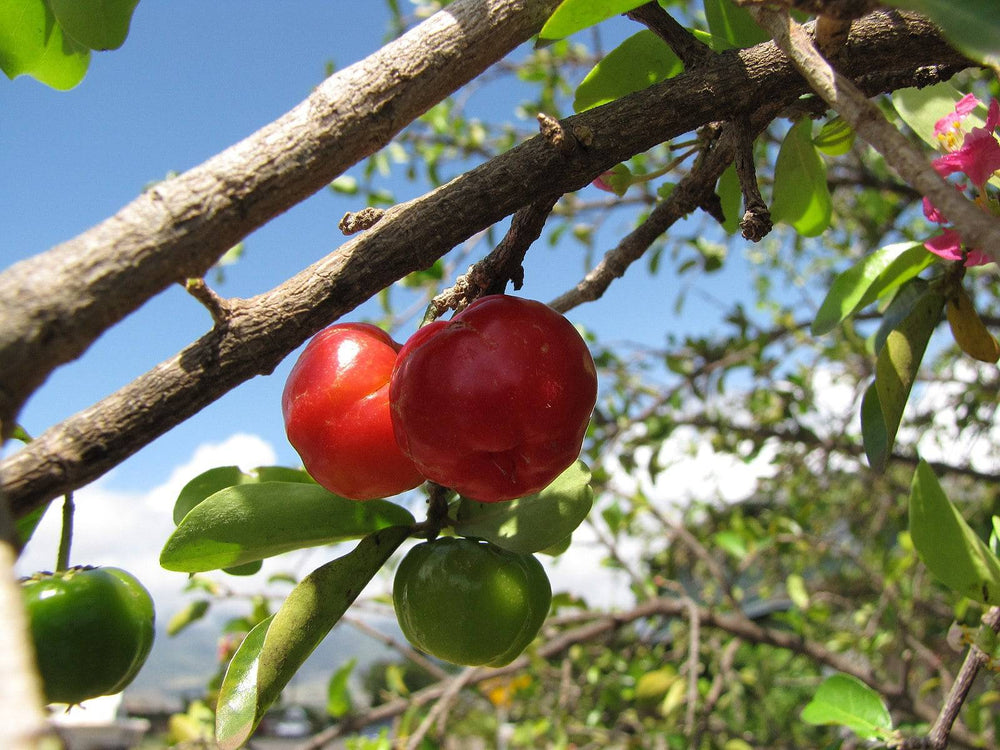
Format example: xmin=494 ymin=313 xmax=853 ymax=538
xmin=0 ymin=0 xmax=564 ymax=435
xmin=0 ymin=11 xmax=971 ymax=517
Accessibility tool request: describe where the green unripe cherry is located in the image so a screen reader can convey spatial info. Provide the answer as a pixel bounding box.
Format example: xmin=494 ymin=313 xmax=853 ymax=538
xmin=392 ymin=537 xmax=551 ymax=667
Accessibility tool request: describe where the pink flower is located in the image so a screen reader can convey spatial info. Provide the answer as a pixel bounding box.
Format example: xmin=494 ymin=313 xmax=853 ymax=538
xmin=934 ymin=93 xmax=981 ymax=150
xmin=920 ymin=96 xmax=998 ymax=266
xmin=931 ymin=104 xmax=1000 ymax=188
xmin=924 ymin=228 xmax=991 ymax=267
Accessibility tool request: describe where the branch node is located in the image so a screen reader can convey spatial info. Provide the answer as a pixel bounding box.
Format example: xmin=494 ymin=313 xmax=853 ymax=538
xmin=339 ymin=207 xmax=386 ymax=235
xmin=537 ymin=113 xmax=577 ymax=155
xmin=184 ymin=278 xmax=233 ymax=327
xmin=732 ymin=118 xmax=773 ymax=242
xmin=626 ymin=2 xmax=715 ymax=68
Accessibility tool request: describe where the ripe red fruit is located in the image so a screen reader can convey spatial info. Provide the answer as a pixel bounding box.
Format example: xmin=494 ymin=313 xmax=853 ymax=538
xmin=282 ymin=323 xmax=425 ymax=500
xmin=389 ymin=295 xmax=597 ymax=502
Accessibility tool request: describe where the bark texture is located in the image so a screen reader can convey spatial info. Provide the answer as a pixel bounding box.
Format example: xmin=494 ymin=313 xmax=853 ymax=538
xmin=0 ymin=0 xmax=563 ymax=434
xmin=0 ymin=11 xmax=972 ymax=517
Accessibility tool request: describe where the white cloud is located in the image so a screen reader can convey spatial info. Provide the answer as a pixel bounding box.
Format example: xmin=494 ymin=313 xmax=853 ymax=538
xmin=16 ymin=433 xmax=279 ymax=616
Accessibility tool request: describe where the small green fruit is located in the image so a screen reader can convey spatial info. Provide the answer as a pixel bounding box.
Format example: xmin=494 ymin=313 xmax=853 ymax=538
xmin=392 ymin=538 xmax=551 ymax=667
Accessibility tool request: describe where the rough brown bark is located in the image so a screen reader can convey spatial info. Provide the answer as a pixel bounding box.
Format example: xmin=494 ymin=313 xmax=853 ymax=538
xmin=0 ymin=0 xmax=563 ymax=435
xmin=0 ymin=11 xmax=971 ymax=518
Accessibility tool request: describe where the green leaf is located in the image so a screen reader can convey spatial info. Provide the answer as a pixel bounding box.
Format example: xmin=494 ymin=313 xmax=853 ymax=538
xmin=703 ymin=0 xmax=770 ymax=50
xmin=453 ymin=461 xmax=593 ymax=554
xmin=326 ymin=658 xmax=356 ymax=719
xmin=160 ymin=483 xmax=414 ymax=572
xmin=173 ymin=465 xmax=315 ymax=525
xmin=215 ymin=526 xmax=410 ymax=750
xmin=573 ymin=30 xmax=682 ymax=112
xmin=801 ymin=674 xmax=893 ymax=741
xmin=48 ymin=0 xmax=139 ymax=51
xmin=812 ymin=242 xmax=933 ymax=335
xmin=861 ymin=383 xmax=890 ymax=474
xmin=717 ymin=163 xmax=742 ymax=235
xmin=883 ymin=1 xmax=1000 ymax=68
xmin=223 ymin=560 xmax=264 ymax=577
xmin=910 ymin=461 xmax=1000 ymax=604
xmin=770 ymin=119 xmax=831 ymax=237
xmin=16 ymin=503 xmax=50 ymax=547
xmin=215 ymin=616 xmax=273 ymax=750
xmin=873 ymin=290 xmax=943 ymax=462
xmin=891 ymin=81 xmax=988 ymax=149
xmin=167 ymin=600 xmax=211 ymax=636
xmin=871 ymin=277 xmax=930 ymax=355
xmin=0 ymin=0 xmax=90 ymax=89
xmin=813 ymin=117 xmax=855 ymax=156
xmin=539 ymin=0 xmax=647 ymax=40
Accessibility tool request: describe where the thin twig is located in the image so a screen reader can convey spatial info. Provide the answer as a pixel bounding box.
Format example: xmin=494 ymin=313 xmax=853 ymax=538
xmin=403 ymin=667 xmax=476 ymax=750
xmin=924 ymin=607 xmax=1000 ymax=749
xmin=625 ymin=2 xmax=715 ymax=68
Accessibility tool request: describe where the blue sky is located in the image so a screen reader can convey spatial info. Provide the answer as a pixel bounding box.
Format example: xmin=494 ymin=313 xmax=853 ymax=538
xmin=4 ymin=1 xmax=772 ymax=705
xmin=3 ymin=2 xmax=756 ymax=490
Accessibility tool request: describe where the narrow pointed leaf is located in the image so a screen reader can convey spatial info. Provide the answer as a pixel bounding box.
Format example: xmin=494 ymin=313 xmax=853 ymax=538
xmin=160 ymin=483 xmax=414 ymax=572
xmin=718 ymin=163 xmax=742 ymax=235
xmin=215 ymin=616 xmax=273 ymax=750
xmin=573 ymin=30 xmax=682 ymax=112
xmin=166 ymin=600 xmax=211 ymax=636
xmin=801 ymin=674 xmax=893 ymax=741
xmin=539 ymin=0 xmax=646 ymax=40
xmin=873 ymin=291 xmax=943 ymax=458
xmin=215 ymin=526 xmax=410 ymax=749
xmin=812 ymin=242 xmax=933 ymax=335
xmin=910 ymin=461 xmax=1000 ymax=604
xmin=770 ymin=119 xmax=831 ymax=237
xmin=454 ymin=461 xmax=593 ymax=553
xmin=861 ymin=383 xmax=890 ymax=473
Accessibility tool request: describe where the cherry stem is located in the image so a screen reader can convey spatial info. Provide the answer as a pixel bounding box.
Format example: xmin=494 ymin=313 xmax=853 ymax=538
xmin=55 ymin=492 xmax=74 ymax=572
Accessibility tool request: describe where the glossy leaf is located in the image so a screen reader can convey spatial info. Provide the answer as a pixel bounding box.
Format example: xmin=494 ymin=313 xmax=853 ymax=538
xmin=454 ymin=461 xmax=593 ymax=554
xmin=813 ymin=117 xmax=855 ymax=156
xmin=812 ymin=242 xmax=932 ymax=335
xmin=703 ymin=0 xmax=770 ymax=50
xmin=160 ymin=483 xmax=414 ymax=572
xmin=48 ymin=0 xmax=139 ymax=51
xmin=801 ymin=674 xmax=893 ymax=741
xmin=0 ymin=0 xmax=90 ymax=89
xmin=539 ymin=0 xmax=646 ymax=40
xmin=215 ymin=616 xmax=273 ymax=750
xmin=770 ymin=119 xmax=831 ymax=237
xmin=573 ymin=30 xmax=682 ymax=112
xmin=884 ymin=1 xmax=1000 ymax=68
xmin=215 ymin=526 xmax=410 ymax=750
xmin=166 ymin=600 xmax=211 ymax=637
xmin=173 ymin=465 xmax=315 ymax=525
xmin=910 ymin=461 xmax=1000 ymax=604
xmin=873 ymin=291 xmax=944 ymax=463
